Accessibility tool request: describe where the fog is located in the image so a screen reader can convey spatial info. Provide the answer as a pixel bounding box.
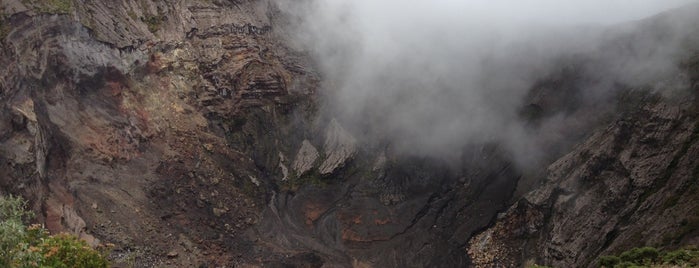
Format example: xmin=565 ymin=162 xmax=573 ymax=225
xmin=274 ymin=0 xmax=699 ymax=166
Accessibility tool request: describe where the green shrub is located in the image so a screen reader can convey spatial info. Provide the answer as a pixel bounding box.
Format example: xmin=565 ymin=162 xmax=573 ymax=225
xmin=38 ymin=233 xmax=108 ymax=268
xmin=21 ymin=0 xmax=73 ymax=14
xmin=0 ymin=18 xmax=9 ymax=41
xmin=599 ymin=246 xmax=699 ymax=268
xmin=614 ymin=261 xmax=642 ymax=268
xmin=143 ymin=15 xmax=163 ymax=33
xmin=0 ymin=195 xmax=34 ymax=266
xmin=662 ymin=248 xmax=698 ymax=265
xmin=599 ymin=255 xmax=621 ymax=267
xmin=619 ymin=247 xmax=659 ymax=265
xmin=0 ymin=195 xmax=109 ymax=268
xmin=0 ymin=195 xmax=33 ymax=222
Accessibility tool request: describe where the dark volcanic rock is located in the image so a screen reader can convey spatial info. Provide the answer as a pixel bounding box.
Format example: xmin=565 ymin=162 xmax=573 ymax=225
xmin=469 ymin=94 xmax=699 ymax=267
xmin=257 ymin=148 xmax=521 ymax=267
xmin=1 ymin=0 xmax=318 ymax=266
xmin=2 ymin=0 xmax=699 ymax=267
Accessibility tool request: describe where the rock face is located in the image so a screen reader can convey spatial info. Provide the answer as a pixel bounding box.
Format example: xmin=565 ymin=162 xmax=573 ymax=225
xmin=468 ymin=97 xmax=699 ymax=267
xmin=466 ymin=7 xmax=699 ymax=267
xmin=293 ymin=139 xmax=319 ymax=176
xmin=258 ymin=145 xmax=521 ymax=267
xmin=319 ymin=119 xmax=357 ymax=175
xmin=1 ymin=0 xmax=699 ymax=267
xmin=0 ymin=0 xmax=318 ymax=266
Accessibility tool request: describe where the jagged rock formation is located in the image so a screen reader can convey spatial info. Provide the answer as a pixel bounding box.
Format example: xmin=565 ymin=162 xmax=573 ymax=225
xmin=293 ymin=139 xmax=319 ymax=176
xmin=319 ymin=119 xmax=357 ymax=175
xmin=1 ymin=0 xmax=699 ymax=267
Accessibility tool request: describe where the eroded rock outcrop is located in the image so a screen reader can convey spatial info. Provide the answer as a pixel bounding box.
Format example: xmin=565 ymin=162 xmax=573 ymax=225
xmin=468 ymin=81 xmax=699 ymax=268
xmin=319 ymin=119 xmax=357 ymax=175
xmin=293 ymin=139 xmax=319 ymax=176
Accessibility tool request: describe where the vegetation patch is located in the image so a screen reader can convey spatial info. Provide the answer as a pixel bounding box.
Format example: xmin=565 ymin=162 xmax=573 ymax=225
xmin=21 ymin=0 xmax=73 ymax=14
xmin=0 ymin=195 xmax=109 ymax=267
xmin=142 ymin=15 xmax=164 ymax=33
xmin=281 ymin=171 xmax=327 ymax=192
xmin=599 ymin=246 xmax=699 ymax=268
xmin=0 ymin=18 xmax=9 ymax=41
xmin=127 ymin=10 xmax=138 ymax=22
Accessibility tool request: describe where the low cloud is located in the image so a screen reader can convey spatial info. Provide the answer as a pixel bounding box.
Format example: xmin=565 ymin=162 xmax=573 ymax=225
xmin=274 ymin=0 xmax=699 ymax=166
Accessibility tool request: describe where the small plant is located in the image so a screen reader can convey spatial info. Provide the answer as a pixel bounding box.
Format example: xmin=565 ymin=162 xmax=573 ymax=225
xmin=281 ymin=171 xmax=327 ymax=192
xmin=662 ymin=248 xmax=699 ymax=265
xmin=37 ymin=233 xmax=109 ymax=268
xmin=0 ymin=195 xmax=35 ymax=266
xmin=599 ymin=246 xmax=699 ymax=268
xmin=142 ymin=15 xmax=163 ymax=33
xmin=599 ymin=255 xmax=621 ymax=267
xmin=0 ymin=195 xmax=109 ymax=267
xmin=0 ymin=18 xmax=9 ymax=41
xmin=619 ymin=247 xmax=659 ymax=265
xmin=127 ymin=10 xmax=138 ymax=21
xmin=21 ymin=0 xmax=73 ymax=14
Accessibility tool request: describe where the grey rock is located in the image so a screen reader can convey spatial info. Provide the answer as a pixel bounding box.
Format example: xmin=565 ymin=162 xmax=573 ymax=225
xmin=278 ymin=152 xmax=289 ymax=181
xmin=212 ymin=208 xmax=226 ymax=217
xmin=319 ymin=119 xmax=357 ymax=175
xmin=292 ymin=140 xmax=319 ymax=176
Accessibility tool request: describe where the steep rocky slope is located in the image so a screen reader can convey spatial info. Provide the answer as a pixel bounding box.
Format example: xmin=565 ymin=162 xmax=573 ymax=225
xmin=1 ymin=0 xmax=320 ymax=266
xmin=1 ymin=1 xmax=699 ymax=268
xmin=468 ymin=10 xmax=699 ymax=268
xmin=469 ymin=93 xmax=699 ymax=267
